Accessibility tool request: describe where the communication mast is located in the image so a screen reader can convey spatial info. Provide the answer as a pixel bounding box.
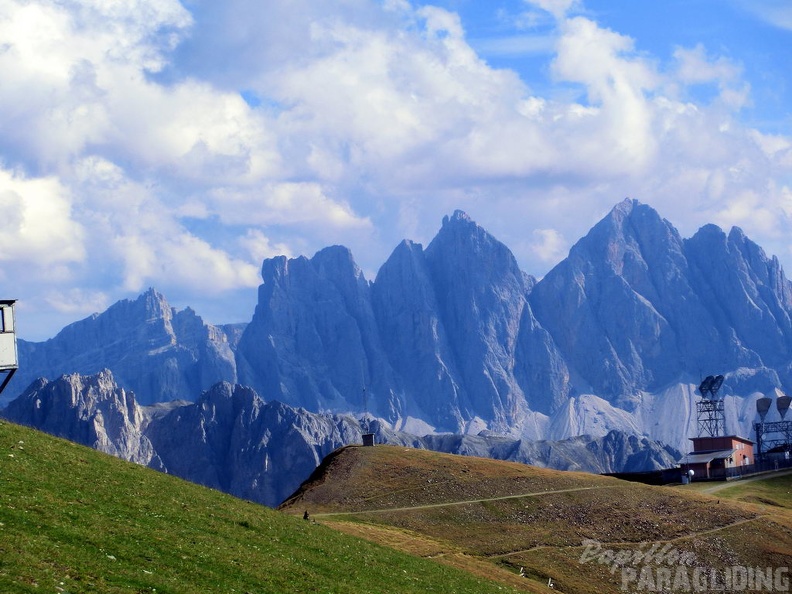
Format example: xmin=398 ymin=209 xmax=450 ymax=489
xmin=754 ymin=394 xmax=792 ymax=461
xmin=696 ymin=374 xmax=725 ymax=437
xmin=0 ymin=300 xmax=18 ymax=397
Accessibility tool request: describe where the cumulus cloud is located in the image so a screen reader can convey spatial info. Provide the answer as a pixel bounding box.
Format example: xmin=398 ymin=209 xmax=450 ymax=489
xmin=734 ymin=0 xmax=792 ymax=31
xmin=531 ymin=229 xmax=569 ymax=264
xmin=0 ymin=168 xmax=84 ymax=267
xmin=1 ymin=0 xmax=791 ymax=339
xmin=525 ymin=0 xmax=581 ymax=20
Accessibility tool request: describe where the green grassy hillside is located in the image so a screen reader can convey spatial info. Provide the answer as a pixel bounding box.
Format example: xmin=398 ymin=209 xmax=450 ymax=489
xmin=280 ymin=445 xmax=792 ymax=594
xmin=0 ymin=420 xmax=522 ymax=594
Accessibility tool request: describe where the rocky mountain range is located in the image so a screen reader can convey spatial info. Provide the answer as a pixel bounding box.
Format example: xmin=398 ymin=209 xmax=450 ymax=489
xmin=4 ymin=289 xmax=243 ymax=408
xmin=0 ymin=370 xmax=680 ymax=506
xmin=3 ymin=199 xmax=789 ymax=457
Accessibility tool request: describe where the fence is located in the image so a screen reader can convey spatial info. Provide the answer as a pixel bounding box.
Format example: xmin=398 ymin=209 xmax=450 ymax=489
xmin=705 ymin=456 xmax=792 ymax=480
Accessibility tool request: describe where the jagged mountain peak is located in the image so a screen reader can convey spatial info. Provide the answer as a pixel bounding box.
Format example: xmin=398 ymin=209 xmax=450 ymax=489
xmin=690 ymin=222 xmax=726 ymax=244
xmin=727 ymin=225 xmax=748 ymax=243
xmin=312 ymin=244 xmax=356 ymax=265
xmin=260 ymin=247 xmax=366 ymax=289
xmin=195 ymin=381 xmax=262 ymax=418
xmin=139 ymin=286 xmax=170 ymax=309
xmin=7 ymin=287 xmax=240 ymax=407
xmin=427 ymin=210 xmax=525 ymax=282
xmin=311 ymin=245 xmax=367 ymax=288
xmin=441 ymin=209 xmax=474 ymax=226
xmin=571 ymin=199 xmax=683 ymax=268
xmin=197 ymin=380 xmax=258 ymax=403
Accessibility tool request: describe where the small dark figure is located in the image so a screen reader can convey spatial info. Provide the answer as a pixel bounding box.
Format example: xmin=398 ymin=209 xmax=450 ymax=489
xmin=303 ymin=510 xmax=310 ymax=521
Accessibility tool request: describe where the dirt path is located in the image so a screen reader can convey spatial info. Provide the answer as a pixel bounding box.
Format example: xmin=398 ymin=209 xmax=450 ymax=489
xmin=312 ymin=485 xmax=617 ymax=518
xmin=699 ymin=469 xmax=792 ymax=494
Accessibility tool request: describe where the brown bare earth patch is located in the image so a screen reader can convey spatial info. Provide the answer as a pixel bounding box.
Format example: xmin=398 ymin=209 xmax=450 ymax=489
xmin=279 ymin=445 xmax=792 ymax=594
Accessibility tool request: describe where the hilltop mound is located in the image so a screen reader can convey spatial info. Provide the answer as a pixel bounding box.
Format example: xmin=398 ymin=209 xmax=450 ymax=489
xmin=280 ymin=445 xmax=792 ymax=594
xmin=279 ymin=444 xmax=616 ymax=514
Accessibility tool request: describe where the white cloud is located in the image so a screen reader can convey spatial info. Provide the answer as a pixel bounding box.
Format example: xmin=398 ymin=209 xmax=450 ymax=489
xmin=116 ymin=232 xmax=260 ymax=295
xmin=0 ymin=168 xmax=84 ymax=266
xmin=524 ymin=0 xmax=581 ymax=20
xmin=672 ymin=44 xmax=749 ymax=109
xmin=551 ymin=17 xmax=660 ymax=171
xmin=673 ymin=44 xmax=741 ymax=86
xmin=733 ymin=0 xmax=792 ymax=31
xmin=72 ymin=156 xmax=261 ymax=294
xmin=239 ymin=229 xmax=293 ymax=264
xmin=2 ymin=0 xmax=792 ymax=340
xmin=531 ymin=229 xmax=569 ymax=264
xmin=43 ymin=288 xmax=110 ymax=316
xmin=207 ymin=182 xmax=371 ymax=230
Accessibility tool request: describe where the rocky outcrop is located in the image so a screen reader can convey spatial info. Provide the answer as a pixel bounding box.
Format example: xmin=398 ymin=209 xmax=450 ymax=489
xmin=144 ymin=382 xmax=365 ymax=507
xmin=1 ymin=370 xmax=160 ymax=465
xmin=418 ymin=429 xmax=679 ymax=474
xmin=1 ymin=372 xmax=366 ymax=506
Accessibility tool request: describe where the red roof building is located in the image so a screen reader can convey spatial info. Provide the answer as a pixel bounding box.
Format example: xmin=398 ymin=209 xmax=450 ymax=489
xmin=681 ymin=435 xmax=754 ymax=479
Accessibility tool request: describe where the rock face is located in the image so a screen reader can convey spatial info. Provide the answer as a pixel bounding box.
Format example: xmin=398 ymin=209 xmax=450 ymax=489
xmin=530 ymin=199 xmax=792 ymax=408
xmin=236 ymin=211 xmax=570 ymax=434
xmin=1 ymin=370 xmax=160 ymax=466
xmin=1 ymin=371 xmax=679 ymax=507
xmin=236 ymin=246 xmax=399 ymax=420
xmin=143 ymin=382 xmax=367 ymax=507
xmin=5 ymin=289 xmax=241 ymax=407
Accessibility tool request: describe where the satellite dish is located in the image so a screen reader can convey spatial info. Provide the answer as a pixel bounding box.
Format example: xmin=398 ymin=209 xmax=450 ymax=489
xmin=710 ymin=375 xmax=724 ymax=396
xmin=778 ymin=396 xmax=792 ymax=420
xmin=756 ymin=397 xmax=773 ymax=420
xmin=698 ymin=376 xmax=715 ymax=397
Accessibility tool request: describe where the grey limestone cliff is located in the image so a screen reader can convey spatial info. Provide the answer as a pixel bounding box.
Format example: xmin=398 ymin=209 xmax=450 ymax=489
xmin=530 ymin=198 xmax=792 ymax=408
xmin=1 ymin=370 xmax=160 ymax=465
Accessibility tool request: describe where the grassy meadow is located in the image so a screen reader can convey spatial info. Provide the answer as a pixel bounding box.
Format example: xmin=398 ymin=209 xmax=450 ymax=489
xmin=0 ymin=420 xmax=523 ymax=594
xmin=281 ymin=445 xmax=792 ymax=594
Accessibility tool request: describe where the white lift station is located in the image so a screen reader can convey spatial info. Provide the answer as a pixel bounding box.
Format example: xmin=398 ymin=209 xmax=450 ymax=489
xmin=0 ymin=300 xmax=18 ymax=397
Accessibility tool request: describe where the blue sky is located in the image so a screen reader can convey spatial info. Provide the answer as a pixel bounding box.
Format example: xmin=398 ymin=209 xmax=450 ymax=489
xmin=1 ymin=0 xmax=791 ymax=340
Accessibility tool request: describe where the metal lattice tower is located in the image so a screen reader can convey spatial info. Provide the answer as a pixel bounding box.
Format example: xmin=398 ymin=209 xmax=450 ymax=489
xmin=697 ymin=398 xmax=725 ymax=437
xmin=696 ymin=375 xmax=725 ymax=437
xmin=754 ymin=395 xmax=792 ymax=461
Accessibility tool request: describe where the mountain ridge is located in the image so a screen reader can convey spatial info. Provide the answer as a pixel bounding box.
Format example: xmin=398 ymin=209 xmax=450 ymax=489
xmin=5 ymin=199 xmax=792 ymax=451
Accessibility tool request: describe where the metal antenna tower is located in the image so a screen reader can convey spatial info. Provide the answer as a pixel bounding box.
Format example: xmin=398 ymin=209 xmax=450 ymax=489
xmin=754 ymin=395 xmax=792 ymax=461
xmin=696 ymin=375 xmax=725 ymax=437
